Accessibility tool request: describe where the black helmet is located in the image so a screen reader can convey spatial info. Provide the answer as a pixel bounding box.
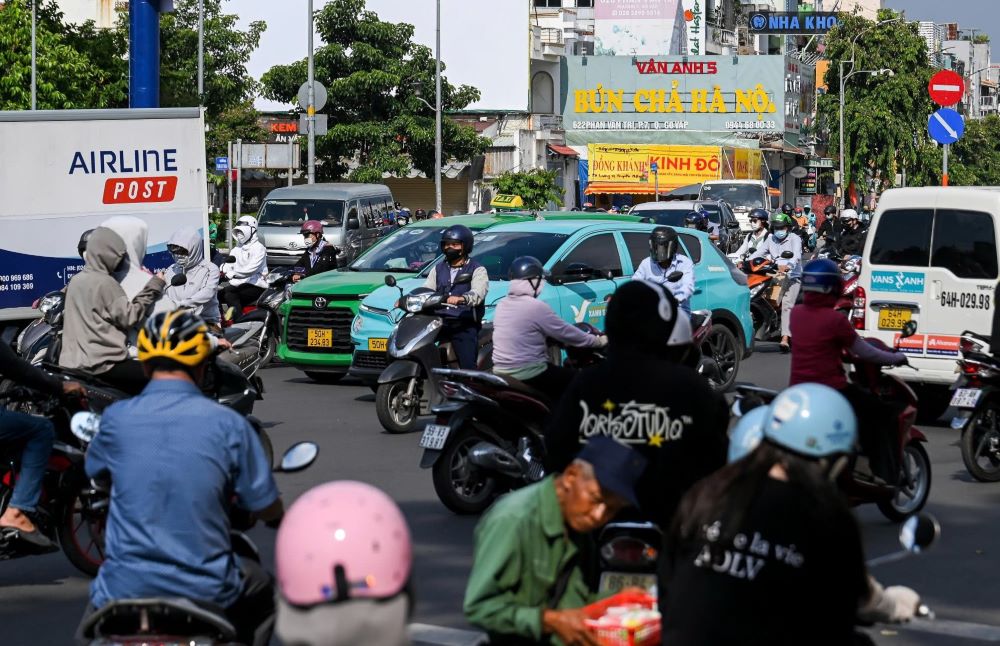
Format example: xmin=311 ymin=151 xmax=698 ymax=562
xmin=78 ymin=229 xmax=94 ymax=258
xmin=607 ymin=281 xmax=692 ymax=359
xmin=440 ymin=224 xmax=474 ymax=256
xmin=414 ymin=208 xmax=427 ymax=220
xmin=684 ymin=211 xmax=708 ymax=231
xmin=823 ymin=205 xmax=837 ymax=216
xmin=749 ymin=208 xmax=770 ymax=224
xmin=649 ymin=226 xmax=678 ymax=264
xmin=509 ymin=255 xmax=546 ymax=280
xmin=781 ymin=203 xmax=794 ymax=215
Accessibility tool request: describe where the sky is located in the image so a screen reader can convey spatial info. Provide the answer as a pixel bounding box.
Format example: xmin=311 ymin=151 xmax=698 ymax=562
xmin=236 ymin=0 xmax=531 ymax=112
xmin=883 ymin=0 xmax=1000 ymax=48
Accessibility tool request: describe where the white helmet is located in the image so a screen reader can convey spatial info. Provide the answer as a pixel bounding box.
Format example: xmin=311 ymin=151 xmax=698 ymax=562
xmin=841 ymin=209 xmax=859 ymax=221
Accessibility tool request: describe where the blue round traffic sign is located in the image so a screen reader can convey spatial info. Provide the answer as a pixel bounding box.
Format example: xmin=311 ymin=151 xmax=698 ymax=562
xmin=927 ymin=108 xmax=965 ymax=145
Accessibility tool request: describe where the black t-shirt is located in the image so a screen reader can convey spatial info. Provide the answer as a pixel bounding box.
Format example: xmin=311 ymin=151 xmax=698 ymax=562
xmin=544 ymin=352 xmax=729 ymax=529
xmin=661 ymin=477 xmax=868 ymax=646
xmin=838 ymin=226 xmax=867 ymax=256
xmin=295 ymin=244 xmax=339 ymax=278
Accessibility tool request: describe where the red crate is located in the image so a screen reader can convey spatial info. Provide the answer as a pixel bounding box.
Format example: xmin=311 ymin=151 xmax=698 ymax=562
xmin=582 ymin=591 xmax=661 ymax=646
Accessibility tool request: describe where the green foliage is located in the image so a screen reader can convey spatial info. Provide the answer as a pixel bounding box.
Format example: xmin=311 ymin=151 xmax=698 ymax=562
xmin=492 ymin=170 xmax=564 ymax=209
xmin=909 ymin=115 xmax=1000 ymax=187
xmin=205 ymin=101 xmax=268 ymax=163
xmin=261 ymin=0 xmax=488 ymax=182
xmin=819 ymin=9 xmax=933 ymax=195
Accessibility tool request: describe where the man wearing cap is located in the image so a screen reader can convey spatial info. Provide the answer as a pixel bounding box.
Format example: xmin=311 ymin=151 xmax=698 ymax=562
xmin=464 ymin=436 xmax=647 ymax=646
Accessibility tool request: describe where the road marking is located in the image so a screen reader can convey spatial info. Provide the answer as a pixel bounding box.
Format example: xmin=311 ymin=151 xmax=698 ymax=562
xmin=933 ymin=111 xmax=959 ymax=139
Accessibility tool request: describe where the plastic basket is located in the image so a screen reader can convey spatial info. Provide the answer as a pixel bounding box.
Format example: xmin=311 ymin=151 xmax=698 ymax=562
xmin=582 ymin=591 xmax=661 ymax=646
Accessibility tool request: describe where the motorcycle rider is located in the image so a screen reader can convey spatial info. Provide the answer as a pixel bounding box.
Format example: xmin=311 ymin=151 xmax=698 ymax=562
xmin=292 ymin=220 xmax=340 ymax=283
xmin=100 ymin=216 xmax=150 ymax=300
xmin=0 ymin=343 xmax=84 ymax=549
xmin=156 ymin=227 xmax=221 ymax=326
xmin=492 ymin=256 xmax=607 ymax=400
xmin=818 ymin=204 xmax=841 ymax=251
xmin=220 ymin=215 xmax=268 ymax=322
xmin=684 ymin=210 xmax=718 ymax=243
xmin=838 ymin=209 xmax=867 ymax=256
xmin=750 ymin=212 xmax=802 ymax=353
xmin=420 ymin=225 xmax=489 ymax=370
xmin=275 ymin=481 xmax=413 ymax=646
xmin=790 ymin=258 xmax=907 ymax=485
xmin=77 ymin=309 xmax=282 ymax=646
xmin=544 ymin=280 xmax=729 ymax=531
xmin=632 ymin=227 xmax=696 ymax=313
xmin=733 ymin=208 xmax=771 ymax=259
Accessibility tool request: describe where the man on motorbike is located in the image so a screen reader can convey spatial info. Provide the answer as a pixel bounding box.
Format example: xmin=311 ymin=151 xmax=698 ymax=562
xmin=632 ymin=227 xmax=695 ymax=313
xmin=420 ymin=225 xmax=489 ymax=370
xmin=684 ymin=211 xmax=718 ymax=243
xmin=790 ymin=258 xmax=907 ymax=485
xmin=733 ymin=208 xmax=771 ymax=259
xmin=220 ymin=215 xmax=268 ymax=322
xmin=78 ymin=309 xmax=282 ymax=646
xmin=818 ymin=204 xmax=842 ymax=251
xmin=100 ymin=216 xmax=151 ymax=300
xmin=0 ymin=343 xmax=84 ymax=548
xmin=838 ymin=209 xmax=867 ymax=256
xmin=275 ymin=481 xmax=414 ymax=646
xmin=157 ymin=227 xmax=221 ymax=326
xmin=750 ymin=212 xmax=802 ymax=353
xmin=291 ymin=220 xmax=340 ymax=283
xmin=544 ymin=281 xmax=729 ymax=531
xmin=465 ymin=436 xmax=646 ymax=646
xmin=493 ymin=256 xmax=607 ymax=400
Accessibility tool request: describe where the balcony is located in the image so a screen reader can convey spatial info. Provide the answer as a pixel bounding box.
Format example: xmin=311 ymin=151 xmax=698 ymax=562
xmin=531 ymin=26 xmax=565 ymax=60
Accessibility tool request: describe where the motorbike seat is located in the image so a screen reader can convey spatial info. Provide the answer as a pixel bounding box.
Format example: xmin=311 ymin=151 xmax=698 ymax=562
xmin=79 ymin=597 xmax=237 ymax=642
xmin=495 ymin=375 xmax=552 ymax=406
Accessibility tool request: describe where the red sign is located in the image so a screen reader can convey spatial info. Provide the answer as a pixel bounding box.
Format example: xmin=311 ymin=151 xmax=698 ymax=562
xmin=926 ymin=335 xmax=960 ymax=356
xmin=893 ymin=333 xmax=925 ymax=355
xmin=929 ymin=70 xmax=965 ymax=107
xmin=102 ymin=176 xmax=178 ymax=204
xmin=634 ymin=60 xmax=718 ymax=75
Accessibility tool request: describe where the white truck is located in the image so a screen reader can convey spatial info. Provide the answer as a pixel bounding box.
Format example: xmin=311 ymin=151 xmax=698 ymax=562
xmin=699 ymin=179 xmax=774 ymax=231
xmin=0 ymin=108 xmax=209 ymax=321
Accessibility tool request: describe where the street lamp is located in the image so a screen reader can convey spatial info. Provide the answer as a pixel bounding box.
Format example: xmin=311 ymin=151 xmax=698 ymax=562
xmin=838 ymin=17 xmax=899 ymax=208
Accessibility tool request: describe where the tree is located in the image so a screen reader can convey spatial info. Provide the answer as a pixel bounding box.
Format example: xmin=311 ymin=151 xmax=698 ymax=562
xmin=260 ymin=0 xmax=488 ymax=182
xmin=818 ymin=9 xmax=933 ymax=198
xmin=492 ymin=170 xmax=564 ymax=209
xmin=909 ymin=115 xmax=1000 ymax=187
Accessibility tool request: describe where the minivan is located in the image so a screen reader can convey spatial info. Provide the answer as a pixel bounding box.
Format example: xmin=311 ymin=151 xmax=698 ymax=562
xmin=856 ymin=187 xmax=1000 ymax=411
xmin=256 ymin=183 xmax=394 ymax=266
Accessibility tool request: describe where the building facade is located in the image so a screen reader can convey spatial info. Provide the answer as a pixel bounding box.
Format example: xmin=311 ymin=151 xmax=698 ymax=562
xmin=52 ymin=0 xmax=124 ymax=28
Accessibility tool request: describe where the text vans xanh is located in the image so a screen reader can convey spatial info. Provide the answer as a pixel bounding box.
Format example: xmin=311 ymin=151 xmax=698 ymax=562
xmin=856 ymin=187 xmax=1000 ymax=390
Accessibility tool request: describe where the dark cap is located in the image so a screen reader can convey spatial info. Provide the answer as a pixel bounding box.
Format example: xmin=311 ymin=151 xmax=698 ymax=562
xmin=574 ymin=436 xmax=648 ymax=508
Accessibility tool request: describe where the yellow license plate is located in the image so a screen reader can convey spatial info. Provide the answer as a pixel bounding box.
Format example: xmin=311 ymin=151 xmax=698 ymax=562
xmin=368 ymin=338 xmax=388 ymax=352
xmin=307 ymin=328 xmax=333 ymax=348
xmin=878 ymin=308 xmax=911 ymax=331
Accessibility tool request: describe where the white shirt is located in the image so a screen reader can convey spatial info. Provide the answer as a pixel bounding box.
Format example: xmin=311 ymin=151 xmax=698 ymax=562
xmin=632 ymin=255 xmax=696 ymax=308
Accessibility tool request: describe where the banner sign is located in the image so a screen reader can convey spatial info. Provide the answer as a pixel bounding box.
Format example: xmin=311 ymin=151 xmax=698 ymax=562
xmin=595 ymin=0 xmax=687 ymax=56
xmin=588 ymin=144 xmax=722 ymax=184
xmin=748 ymin=11 xmax=841 ymax=35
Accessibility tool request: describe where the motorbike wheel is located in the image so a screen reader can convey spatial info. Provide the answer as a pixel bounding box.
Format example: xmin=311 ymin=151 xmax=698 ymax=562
xmin=376 ymin=380 xmax=421 ymax=434
xmin=877 ymin=442 xmax=932 ymax=522
xmin=701 ymin=325 xmax=741 ymax=392
xmin=257 ymin=334 xmax=277 ymax=368
xmin=57 ymin=483 xmax=107 ymax=578
xmin=253 ymin=424 xmax=275 ymax=469
xmin=961 ymin=407 xmax=1000 ymax=482
xmin=431 ymin=425 xmax=499 ymax=515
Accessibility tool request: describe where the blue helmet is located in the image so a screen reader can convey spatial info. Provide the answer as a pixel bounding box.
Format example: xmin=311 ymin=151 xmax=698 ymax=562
xmin=684 ymin=211 xmax=708 ymax=231
xmin=762 ymin=383 xmax=857 ymax=459
xmin=728 ymin=405 xmax=767 ymax=463
xmin=801 ymin=258 xmax=843 ymax=295
xmin=440 ymin=224 xmax=474 ymax=255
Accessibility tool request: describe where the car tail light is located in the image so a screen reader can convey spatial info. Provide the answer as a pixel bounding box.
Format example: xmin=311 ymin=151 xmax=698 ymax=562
xmin=600 ymin=536 xmax=658 ymax=567
xmin=852 ymin=285 xmax=866 ymax=330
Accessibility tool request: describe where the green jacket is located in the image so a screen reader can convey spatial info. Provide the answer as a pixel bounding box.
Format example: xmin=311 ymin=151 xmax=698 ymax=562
xmin=463 ymin=476 xmax=598 ymax=644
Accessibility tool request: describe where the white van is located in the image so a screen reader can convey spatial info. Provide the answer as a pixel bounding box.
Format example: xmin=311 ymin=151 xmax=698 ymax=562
xmin=699 ymin=179 xmax=773 ymax=231
xmin=856 ymin=187 xmax=1000 ymax=395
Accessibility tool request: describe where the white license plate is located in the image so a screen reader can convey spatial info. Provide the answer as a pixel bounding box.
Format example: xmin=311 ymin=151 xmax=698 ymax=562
xmin=419 ymin=424 xmax=451 ymax=450
xmin=950 ymin=388 xmax=983 ymax=409
xmin=598 ymin=572 xmax=657 ymax=595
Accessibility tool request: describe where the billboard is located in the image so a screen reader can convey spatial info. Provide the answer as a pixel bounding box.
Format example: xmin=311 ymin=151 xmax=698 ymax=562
xmin=594 ymin=0 xmax=707 ymax=56
xmin=589 ymin=144 xmax=721 ymax=185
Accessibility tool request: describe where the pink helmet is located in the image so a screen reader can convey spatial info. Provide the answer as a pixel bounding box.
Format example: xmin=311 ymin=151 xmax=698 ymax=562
xmin=275 ymin=481 xmax=412 ymax=606
xmin=300 ymin=220 xmax=324 ymax=235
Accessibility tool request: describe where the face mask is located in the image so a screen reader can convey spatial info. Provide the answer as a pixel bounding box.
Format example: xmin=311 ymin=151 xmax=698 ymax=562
xmin=171 ymin=252 xmax=190 ymax=267
xmin=773 ymin=229 xmax=789 ymax=241
xmin=234 ymin=230 xmax=247 ymax=244
xmin=303 ymin=234 xmax=318 ymax=248
xmin=443 ymin=248 xmax=463 ymax=262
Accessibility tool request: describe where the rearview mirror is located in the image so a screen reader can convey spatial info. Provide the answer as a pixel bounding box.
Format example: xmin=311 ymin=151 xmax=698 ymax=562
xmin=901 ymin=320 xmax=918 ymax=338
xmin=454 ymin=272 xmax=474 ymax=285
xmin=347 ymin=217 xmax=360 ymax=230
xmin=170 ymin=273 xmax=187 ymax=287
xmin=275 ymin=441 xmax=319 ymax=473
xmin=780 ymin=251 xmax=794 ymax=259
xmin=70 ymin=411 xmax=101 ymax=443
xmin=384 ymin=275 xmax=397 ymax=288
xmin=899 ymin=513 xmax=939 ymax=554
xmin=667 ymin=271 xmax=684 ymax=282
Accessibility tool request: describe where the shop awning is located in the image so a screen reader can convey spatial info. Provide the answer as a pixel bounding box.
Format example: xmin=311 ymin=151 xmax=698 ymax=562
xmin=585 ymin=181 xmax=687 ymax=195
xmin=547 ymin=144 xmax=579 ymax=157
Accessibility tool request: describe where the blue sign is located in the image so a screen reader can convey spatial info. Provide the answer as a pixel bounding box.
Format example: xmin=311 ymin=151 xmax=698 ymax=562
xmin=748 ymin=12 xmax=840 ymax=35
xmin=650 ymin=161 xmax=658 ymax=173
xmin=871 ymin=271 xmax=925 ymax=294
xmin=927 ymin=108 xmax=965 ymax=145
xmin=214 ymin=156 xmax=229 ymax=171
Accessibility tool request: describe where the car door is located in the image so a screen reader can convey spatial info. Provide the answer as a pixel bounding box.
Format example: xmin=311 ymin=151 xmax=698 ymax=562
xmin=547 ymin=232 xmax=624 ymax=329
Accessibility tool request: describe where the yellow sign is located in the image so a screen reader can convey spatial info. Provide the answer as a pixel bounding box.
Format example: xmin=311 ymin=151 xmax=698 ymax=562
xmin=730 ymin=148 xmax=763 ymax=180
xmin=588 ymin=144 xmax=722 ymax=185
xmin=490 ymin=194 xmax=524 ymax=210
xmin=574 ymin=83 xmax=776 ymax=117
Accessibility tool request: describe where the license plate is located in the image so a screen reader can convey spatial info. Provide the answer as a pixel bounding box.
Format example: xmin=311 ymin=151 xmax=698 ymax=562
xmin=307 ymin=328 xmax=333 ymax=348
xmin=419 ymin=424 xmax=451 ymax=450
xmin=368 ymin=337 xmax=388 ymax=352
xmin=878 ymin=308 xmax=912 ymax=331
xmin=598 ymin=572 xmax=657 ymax=595
xmin=950 ymin=388 xmax=983 ymax=409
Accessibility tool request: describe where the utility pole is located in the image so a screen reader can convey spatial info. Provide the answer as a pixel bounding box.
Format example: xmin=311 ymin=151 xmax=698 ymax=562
xmin=30 ymin=0 xmax=36 ymax=110
xmin=434 ymin=0 xmax=442 ymax=214
xmin=197 ymin=0 xmax=204 ymax=104
xmin=307 ymin=0 xmax=316 ymax=184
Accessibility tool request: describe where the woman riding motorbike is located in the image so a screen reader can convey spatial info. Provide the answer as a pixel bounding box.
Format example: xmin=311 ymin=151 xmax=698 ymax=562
xmin=220 ymin=216 xmax=268 ymax=322
xmin=733 ymin=208 xmax=771 ymax=259
xmin=155 ymin=227 xmax=221 ymax=326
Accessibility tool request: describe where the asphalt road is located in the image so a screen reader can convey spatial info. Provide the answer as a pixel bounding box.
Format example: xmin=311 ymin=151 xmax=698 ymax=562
xmin=3 ymin=346 xmax=1000 ymax=645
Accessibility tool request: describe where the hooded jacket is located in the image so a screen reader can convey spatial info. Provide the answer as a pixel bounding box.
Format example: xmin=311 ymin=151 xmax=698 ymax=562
xmin=157 ymin=227 xmax=221 ymax=323
xmin=222 ymin=215 xmax=268 ymax=288
xmin=60 ymin=227 xmax=165 ymax=374
xmin=101 ymin=216 xmax=150 ymax=300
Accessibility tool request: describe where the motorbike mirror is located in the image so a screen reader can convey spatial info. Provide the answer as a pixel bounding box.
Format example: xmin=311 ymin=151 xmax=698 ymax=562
xmin=900 ymin=320 xmax=918 ymax=339
xmin=70 ymin=411 xmax=101 ymax=443
xmin=748 ymin=247 xmax=757 ymax=255
xmin=224 ymin=255 xmax=237 ymax=264
xmin=275 ymin=441 xmax=319 ymax=473
xmin=170 ymin=273 xmax=188 ymax=287
xmin=384 ymin=275 xmax=397 ymax=288
xmin=454 ymin=272 xmax=474 ymax=285
xmin=899 ymin=513 xmax=940 ymax=554
xmin=667 ymin=271 xmax=684 ymax=282
xmin=780 ymin=251 xmax=795 ymax=259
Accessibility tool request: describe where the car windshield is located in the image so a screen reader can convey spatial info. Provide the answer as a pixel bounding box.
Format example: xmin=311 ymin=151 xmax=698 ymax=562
xmin=258 ymin=199 xmax=345 ymax=227
xmin=420 ymin=231 xmax=570 ymax=280
xmin=635 ymin=210 xmax=691 ymax=227
xmin=701 ymin=184 xmax=765 ymax=210
xmin=350 ymin=227 xmax=444 ymax=273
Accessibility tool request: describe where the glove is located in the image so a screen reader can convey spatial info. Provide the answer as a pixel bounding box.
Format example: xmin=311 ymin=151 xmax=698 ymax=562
xmin=593 ymin=335 xmax=609 ymax=348
xmin=858 ymin=576 xmax=920 ymax=624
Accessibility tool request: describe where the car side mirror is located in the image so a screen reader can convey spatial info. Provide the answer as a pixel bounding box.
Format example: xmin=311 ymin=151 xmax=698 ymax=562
xmin=900 ymin=320 xmax=918 ymax=338
xmin=384 ymin=275 xmax=397 ymax=288
xmin=780 ymin=251 xmax=794 ymax=259
xmin=347 ymin=217 xmax=360 ymax=230
xmin=170 ymin=273 xmax=187 ymax=287
xmin=454 ymin=272 xmax=474 ymax=285
xmin=667 ymin=271 xmax=684 ymax=282
xmin=899 ymin=513 xmax=939 ymax=554
xmin=274 ymin=442 xmax=319 ymax=474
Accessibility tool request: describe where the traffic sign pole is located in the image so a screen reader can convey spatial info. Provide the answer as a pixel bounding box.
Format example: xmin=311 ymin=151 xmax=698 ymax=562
xmin=307 ymin=0 xmax=315 ymax=185
xmin=943 ymin=144 xmax=949 ymax=187
xmin=227 ymin=140 xmax=233 ymax=249
xmin=651 ymin=161 xmax=659 ymax=202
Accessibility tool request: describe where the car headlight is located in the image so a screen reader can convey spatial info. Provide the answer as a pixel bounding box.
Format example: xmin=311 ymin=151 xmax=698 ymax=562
xmin=352 ymin=315 xmax=363 ymax=334
xmin=39 ymin=294 xmax=62 ymax=314
xmin=404 ymin=293 xmax=431 ymax=313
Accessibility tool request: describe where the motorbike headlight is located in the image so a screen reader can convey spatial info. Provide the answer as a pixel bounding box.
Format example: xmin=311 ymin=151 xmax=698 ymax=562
xmin=261 ymin=291 xmax=285 ymax=310
xmin=352 ymin=314 xmax=363 ymax=334
xmin=38 ymin=294 xmax=62 ymax=314
xmin=404 ymin=293 xmax=431 ymax=313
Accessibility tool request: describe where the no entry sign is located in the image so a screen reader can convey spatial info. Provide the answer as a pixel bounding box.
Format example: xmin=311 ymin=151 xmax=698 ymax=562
xmin=929 ymin=70 xmax=965 ymax=107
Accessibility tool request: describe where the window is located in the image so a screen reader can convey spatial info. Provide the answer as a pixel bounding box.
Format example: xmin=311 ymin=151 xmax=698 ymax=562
xmin=677 ymin=233 xmax=703 ymax=263
xmin=932 ymin=209 xmax=998 ymax=278
xmin=870 ymin=209 xmax=933 ymax=267
xmin=435 ymin=231 xmax=570 ymax=281
xmin=257 ymin=199 xmax=344 ymax=226
xmin=551 ymin=233 xmax=623 ymax=279
xmin=364 ymin=198 xmax=384 ymax=229
xmin=531 ymin=72 xmax=555 ymax=114
xmin=623 ymin=231 xmax=700 ymax=268
xmin=352 ymin=227 xmax=442 ymax=272
xmin=576 ymin=0 xmax=593 ymax=7
xmin=534 ymin=0 xmax=561 ymax=6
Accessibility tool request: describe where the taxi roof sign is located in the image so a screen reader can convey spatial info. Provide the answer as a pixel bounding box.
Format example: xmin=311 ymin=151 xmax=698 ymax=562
xmin=490 ymin=194 xmax=524 ymax=210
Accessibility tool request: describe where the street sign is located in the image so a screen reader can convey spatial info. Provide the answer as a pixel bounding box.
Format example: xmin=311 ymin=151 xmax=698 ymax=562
xmin=214 ymin=156 xmax=229 ymax=171
xmin=789 ymin=165 xmax=808 ymax=179
xmin=650 ymin=161 xmax=658 ymax=173
xmin=297 ymin=81 xmax=328 ymax=112
xmin=928 ymin=70 xmax=965 ymax=107
xmin=299 ymin=113 xmax=328 ymax=136
xmin=927 ymin=108 xmax=965 ymax=145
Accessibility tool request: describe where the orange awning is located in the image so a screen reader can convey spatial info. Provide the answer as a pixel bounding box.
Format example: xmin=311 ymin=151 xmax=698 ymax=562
xmin=585 ymin=181 xmax=687 ymax=195
xmin=547 ymin=144 xmax=579 ymax=157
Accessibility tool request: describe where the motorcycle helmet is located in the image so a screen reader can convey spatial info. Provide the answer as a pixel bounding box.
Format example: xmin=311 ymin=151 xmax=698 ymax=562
xmin=440 ymin=224 xmax=474 ymax=261
xmin=683 ymin=211 xmax=708 ymax=232
xmin=801 ymin=258 xmax=843 ymax=295
xmin=414 ymin=208 xmax=427 ymax=220
xmin=728 ymin=405 xmax=768 ymax=463
xmin=762 ymin=383 xmax=857 ymax=460
xmin=824 ymin=205 xmax=837 ymax=216
xmin=509 ymin=256 xmax=548 ymax=296
xmin=781 ymin=203 xmax=794 ymax=216
xmin=233 ymin=215 xmax=258 ymax=245
xmin=841 ymin=209 xmax=860 ymax=221
xmin=748 ymin=208 xmax=770 ymax=227
xmin=649 ymin=226 xmax=678 ymax=265
xmin=137 ymin=309 xmax=215 ymax=368
xmin=300 ymin=220 xmax=324 ymax=249
xmin=606 ymin=280 xmax=692 ymax=360
xmin=770 ymin=212 xmax=794 ymax=240
xmin=77 ymin=228 xmax=94 ymax=259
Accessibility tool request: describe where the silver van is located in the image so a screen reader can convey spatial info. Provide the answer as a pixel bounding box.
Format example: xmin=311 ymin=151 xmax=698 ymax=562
xmin=256 ymin=183 xmax=395 ymax=266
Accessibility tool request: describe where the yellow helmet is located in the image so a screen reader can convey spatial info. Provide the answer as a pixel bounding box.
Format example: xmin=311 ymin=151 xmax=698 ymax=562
xmin=137 ymin=310 xmax=215 ymax=367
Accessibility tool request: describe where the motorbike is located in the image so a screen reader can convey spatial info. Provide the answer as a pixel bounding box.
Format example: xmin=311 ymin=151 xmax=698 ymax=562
xmin=815 ymin=248 xmax=862 ymax=318
xmin=374 ymin=272 xmax=493 ymax=434
xmin=75 ymin=441 xmax=319 ymax=646
xmin=15 ymin=291 xmax=66 ymax=366
xmin=948 ymin=331 xmax=1000 ymax=482
xmin=733 ymin=321 xmax=931 ymax=522
xmin=740 ymin=254 xmax=783 ymax=342
xmin=215 ymin=263 xmax=296 ymax=372
xmin=595 ymin=521 xmax=662 ymax=596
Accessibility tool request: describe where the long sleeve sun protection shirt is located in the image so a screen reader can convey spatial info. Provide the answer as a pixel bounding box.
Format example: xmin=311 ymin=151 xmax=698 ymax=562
xmin=464 ymin=476 xmax=598 ymax=644
xmin=632 ymin=255 xmax=696 ymax=306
